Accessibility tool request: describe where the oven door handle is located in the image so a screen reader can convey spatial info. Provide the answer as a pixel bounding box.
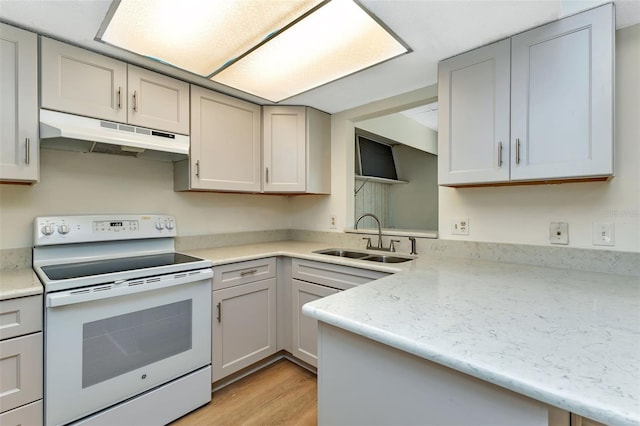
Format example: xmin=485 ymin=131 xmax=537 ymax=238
xmin=46 ymin=269 xmax=213 ymax=308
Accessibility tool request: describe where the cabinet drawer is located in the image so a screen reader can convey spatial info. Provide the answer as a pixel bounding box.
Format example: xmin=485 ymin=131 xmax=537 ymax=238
xmin=292 ymin=259 xmax=389 ymax=291
xmin=213 ymin=258 xmax=276 ymax=290
xmin=0 ymin=332 xmax=43 ymax=413
xmin=0 ymin=399 xmax=42 ymax=425
xmin=0 ymin=295 xmax=42 ymax=340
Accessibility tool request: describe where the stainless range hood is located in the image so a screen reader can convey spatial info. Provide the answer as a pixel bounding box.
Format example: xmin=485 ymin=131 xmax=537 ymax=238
xmin=39 ymin=109 xmax=189 ymax=162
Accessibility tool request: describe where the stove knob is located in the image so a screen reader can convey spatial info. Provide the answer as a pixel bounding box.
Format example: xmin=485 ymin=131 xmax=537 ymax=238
xmin=58 ymin=224 xmax=70 ymax=235
xmin=165 ymin=219 xmax=175 ymax=230
xmin=155 ymin=221 xmax=165 ymax=230
xmin=41 ymin=225 xmax=54 ymax=236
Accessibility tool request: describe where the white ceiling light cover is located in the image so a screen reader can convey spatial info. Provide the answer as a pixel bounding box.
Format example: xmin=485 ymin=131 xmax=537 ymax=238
xmin=98 ymin=0 xmax=323 ymax=76
xmin=211 ymin=0 xmax=409 ymax=102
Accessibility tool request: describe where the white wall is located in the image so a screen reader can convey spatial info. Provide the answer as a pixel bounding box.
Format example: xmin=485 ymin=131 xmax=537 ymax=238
xmin=291 ymin=24 xmax=640 ymax=253
xmin=0 ymin=149 xmax=291 ymax=249
xmin=355 ymin=113 xmax=438 ymax=155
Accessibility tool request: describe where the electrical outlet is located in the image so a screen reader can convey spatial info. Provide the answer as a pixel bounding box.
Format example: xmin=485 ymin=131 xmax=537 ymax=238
xmin=549 ymin=222 xmax=569 ymax=245
xmin=329 ymin=214 xmax=337 ymax=229
xmin=452 ymin=219 xmax=469 ymax=235
xmin=593 ymin=222 xmax=614 ymax=246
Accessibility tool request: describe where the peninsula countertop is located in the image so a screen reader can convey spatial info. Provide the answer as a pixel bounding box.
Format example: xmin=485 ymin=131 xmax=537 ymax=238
xmin=186 ymin=241 xmax=639 ymax=424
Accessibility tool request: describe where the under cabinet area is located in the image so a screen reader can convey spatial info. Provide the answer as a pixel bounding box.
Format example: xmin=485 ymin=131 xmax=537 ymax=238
xmin=0 ymin=295 xmax=43 ymax=426
xmin=175 ymin=86 xmax=262 ymax=192
xmin=291 ymin=259 xmax=389 ymax=367
xmin=211 ymin=258 xmax=277 ymax=382
xmin=0 ymin=23 xmax=39 ymax=183
xmin=41 ymin=37 xmax=190 ymax=134
xmin=438 ymin=4 xmax=614 ymax=186
xmin=263 ymin=106 xmax=331 ymax=194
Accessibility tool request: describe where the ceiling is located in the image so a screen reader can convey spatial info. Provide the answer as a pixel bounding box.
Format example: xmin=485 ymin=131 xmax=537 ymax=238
xmin=1 ymin=0 xmax=638 ymax=115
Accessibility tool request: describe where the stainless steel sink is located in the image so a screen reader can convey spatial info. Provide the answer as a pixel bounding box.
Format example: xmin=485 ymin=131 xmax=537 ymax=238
xmin=314 ymin=248 xmax=414 ymax=263
xmin=313 ymin=248 xmax=370 ymax=259
xmin=361 ymin=254 xmax=413 ymax=263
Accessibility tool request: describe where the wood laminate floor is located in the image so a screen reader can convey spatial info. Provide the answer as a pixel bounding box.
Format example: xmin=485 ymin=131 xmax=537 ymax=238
xmin=172 ymin=359 xmax=317 ymax=426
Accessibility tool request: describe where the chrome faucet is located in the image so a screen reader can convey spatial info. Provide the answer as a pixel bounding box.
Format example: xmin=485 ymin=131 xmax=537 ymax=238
xmin=355 ymin=213 xmax=395 ymax=252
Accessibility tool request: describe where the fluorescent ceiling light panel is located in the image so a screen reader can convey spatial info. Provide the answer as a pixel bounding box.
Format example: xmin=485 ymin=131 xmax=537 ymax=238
xmin=211 ymin=0 xmax=409 ymax=102
xmin=98 ymin=0 xmax=323 ymax=76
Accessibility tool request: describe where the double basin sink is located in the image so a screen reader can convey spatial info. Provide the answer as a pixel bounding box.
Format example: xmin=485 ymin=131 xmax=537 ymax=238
xmin=313 ymin=248 xmax=414 ymax=263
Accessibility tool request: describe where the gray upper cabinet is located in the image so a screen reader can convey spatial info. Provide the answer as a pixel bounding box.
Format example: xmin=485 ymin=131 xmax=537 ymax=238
xmin=41 ymin=37 xmax=127 ymax=123
xmin=41 ymin=38 xmax=189 ymax=134
xmin=175 ymin=86 xmax=261 ymax=192
xmin=263 ymin=106 xmax=331 ymax=194
xmin=0 ymin=24 xmax=39 ymax=183
xmin=438 ymin=3 xmax=614 ymax=186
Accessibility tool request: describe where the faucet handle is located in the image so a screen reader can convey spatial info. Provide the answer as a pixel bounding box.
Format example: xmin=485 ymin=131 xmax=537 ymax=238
xmin=362 ymin=237 xmax=372 ymax=249
xmin=390 ymin=239 xmax=401 ymax=252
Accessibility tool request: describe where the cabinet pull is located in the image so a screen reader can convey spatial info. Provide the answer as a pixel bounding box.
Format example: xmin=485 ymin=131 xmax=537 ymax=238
xmin=240 ymin=269 xmax=258 ymax=277
xmin=216 ymin=302 xmax=222 ymax=323
xmin=265 ymin=167 xmax=269 ymax=183
xmin=497 ymin=142 xmax=503 ymax=167
xmin=25 ymin=138 xmax=30 ymax=165
xmin=195 ymin=160 xmax=200 ymax=178
xmin=515 ymin=138 xmax=521 ymax=165
xmin=117 ymin=87 xmax=122 ymax=109
xmin=132 ymin=90 xmax=138 ymax=112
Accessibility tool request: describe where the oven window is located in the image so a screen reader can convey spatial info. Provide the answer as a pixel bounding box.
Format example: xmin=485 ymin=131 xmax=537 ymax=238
xmin=82 ymin=300 xmax=192 ymax=388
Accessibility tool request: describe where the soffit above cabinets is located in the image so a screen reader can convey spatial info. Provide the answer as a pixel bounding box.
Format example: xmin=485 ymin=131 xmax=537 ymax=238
xmin=0 ymin=0 xmax=638 ymax=114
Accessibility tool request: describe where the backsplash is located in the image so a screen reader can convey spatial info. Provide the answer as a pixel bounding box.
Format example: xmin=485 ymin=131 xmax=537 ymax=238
xmin=3 ymin=230 xmax=638 ymax=277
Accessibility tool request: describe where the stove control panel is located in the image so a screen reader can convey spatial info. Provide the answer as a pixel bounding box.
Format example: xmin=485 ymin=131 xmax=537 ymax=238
xmin=34 ymin=215 xmax=177 ymax=246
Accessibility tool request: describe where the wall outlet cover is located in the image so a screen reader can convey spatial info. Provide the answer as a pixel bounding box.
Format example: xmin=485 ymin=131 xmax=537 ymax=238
xmin=329 ymin=214 xmax=337 ymax=229
xmin=549 ymin=222 xmax=569 ymax=245
xmin=593 ymin=222 xmax=615 ymax=246
xmin=452 ymin=219 xmax=469 ymax=235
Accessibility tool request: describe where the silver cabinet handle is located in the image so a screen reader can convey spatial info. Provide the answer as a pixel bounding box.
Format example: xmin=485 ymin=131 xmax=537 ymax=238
xmin=195 ymin=160 xmax=200 ymax=178
xmin=265 ymin=167 xmax=269 ymax=183
xmin=515 ymin=138 xmax=521 ymax=165
xmin=117 ymin=87 xmax=122 ymax=109
xmin=497 ymin=142 xmax=503 ymax=167
xmin=240 ymin=269 xmax=258 ymax=277
xmin=216 ymin=302 xmax=221 ymax=323
xmin=25 ymin=138 xmax=30 ymax=165
xmin=132 ymin=90 xmax=138 ymax=112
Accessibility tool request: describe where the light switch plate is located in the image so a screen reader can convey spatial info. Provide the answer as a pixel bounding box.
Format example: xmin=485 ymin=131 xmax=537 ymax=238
xmin=593 ymin=222 xmax=614 ymax=246
xmin=549 ymin=222 xmax=569 ymax=245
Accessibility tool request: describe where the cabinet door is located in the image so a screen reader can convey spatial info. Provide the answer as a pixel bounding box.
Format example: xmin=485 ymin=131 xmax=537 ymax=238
xmin=291 ymin=279 xmax=338 ymax=367
xmin=127 ymin=65 xmax=190 ymax=135
xmin=0 ymin=24 xmax=38 ymax=183
xmin=263 ymin=106 xmax=306 ymax=192
xmin=41 ymin=37 xmax=127 ymax=122
xmin=510 ymin=4 xmax=614 ymax=181
xmin=212 ymin=278 xmax=277 ymax=382
xmin=190 ymin=86 xmax=261 ymax=192
xmin=0 ymin=333 xmax=43 ymax=413
xmin=438 ymin=39 xmax=511 ymax=186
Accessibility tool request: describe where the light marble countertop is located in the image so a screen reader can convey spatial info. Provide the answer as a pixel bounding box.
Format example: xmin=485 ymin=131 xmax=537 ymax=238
xmin=0 ymin=268 xmax=43 ymax=300
xmin=187 ymin=241 xmax=639 ymax=425
xmin=303 ymin=255 xmax=640 ymax=426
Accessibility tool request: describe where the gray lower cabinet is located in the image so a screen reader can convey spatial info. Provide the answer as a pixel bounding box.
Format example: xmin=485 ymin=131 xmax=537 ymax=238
xmin=0 ymin=295 xmax=43 ymax=426
xmin=290 ymin=259 xmax=389 ymax=367
xmin=211 ymin=258 xmax=277 ymax=382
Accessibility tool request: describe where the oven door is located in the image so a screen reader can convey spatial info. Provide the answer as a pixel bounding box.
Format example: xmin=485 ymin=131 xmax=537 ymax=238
xmin=44 ymin=269 xmax=212 ymax=426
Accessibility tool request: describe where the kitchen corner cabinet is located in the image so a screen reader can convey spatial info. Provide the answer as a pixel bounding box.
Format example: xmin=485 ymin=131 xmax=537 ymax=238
xmin=0 ymin=295 xmax=43 ymax=426
xmin=0 ymin=24 xmax=39 ymax=183
xmin=263 ymin=106 xmax=331 ymax=194
xmin=291 ymin=259 xmax=389 ymax=367
xmin=175 ymin=86 xmax=261 ymax=192
xmin=438 ymin=3 xmax=614 ymax=186
xmin=40 ymin=38 xmax=189 ymax=134
xmin=211 ymin=258 xmax=277 ymax=382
